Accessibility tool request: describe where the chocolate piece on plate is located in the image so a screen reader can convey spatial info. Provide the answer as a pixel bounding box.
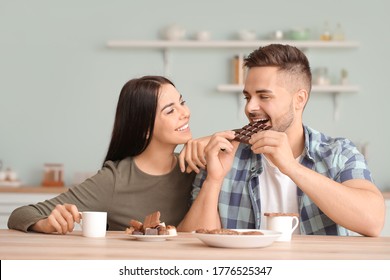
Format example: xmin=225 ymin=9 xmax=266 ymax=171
xmin=129 ymin=219 xmax=143 ymax=231
xmin=145 ymin=228 xmax=158 ymax=235
xmin=233 ymin=120 xmax=271 ymax=144
xmin=158 ymin=228 xmax=169 ymax=235
xmin=125 ymin=226 xmax=135 ymax=235
xmin=143 ymin=211 xmax=161 ymax=229
xmin=166 ymin=225 xmax=177 ymax=235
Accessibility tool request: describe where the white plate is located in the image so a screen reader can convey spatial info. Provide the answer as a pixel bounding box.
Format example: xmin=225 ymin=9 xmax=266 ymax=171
xmin=127 ymin=233 xmax=177 ymax=242
xmin=193 ymin=229 xmax=281 ymax=248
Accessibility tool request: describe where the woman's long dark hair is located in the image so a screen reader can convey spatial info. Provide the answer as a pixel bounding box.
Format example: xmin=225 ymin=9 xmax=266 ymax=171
xmin=103 ymin=76 xmax=175 ymax=164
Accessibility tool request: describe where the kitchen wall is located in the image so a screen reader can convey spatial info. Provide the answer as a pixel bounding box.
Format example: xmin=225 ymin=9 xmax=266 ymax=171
xmin=1 ymin=0 xmax=389 ymax=190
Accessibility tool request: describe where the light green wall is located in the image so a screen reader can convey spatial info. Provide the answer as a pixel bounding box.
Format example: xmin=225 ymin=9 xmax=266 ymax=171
xmin=1 ymin=0 xmax=389 ymax=190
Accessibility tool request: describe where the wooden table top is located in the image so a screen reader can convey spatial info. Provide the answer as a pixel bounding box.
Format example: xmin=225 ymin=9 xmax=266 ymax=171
xmin=1 ymin=229 xmax=389 ymax=260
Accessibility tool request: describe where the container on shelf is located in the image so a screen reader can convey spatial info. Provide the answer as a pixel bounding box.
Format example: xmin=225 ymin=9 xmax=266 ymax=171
xmin=333 ymin=23 xmax=345 ymax=41
xmin=314 ymin=67 xmax=330 ymax=85
xmin=42 ymin=163 xmax=64 ymax=187
xmin=232 ymin=54 xmax=245 ymax=84
xmin=320 ymin=21 xmax=332 ymax=41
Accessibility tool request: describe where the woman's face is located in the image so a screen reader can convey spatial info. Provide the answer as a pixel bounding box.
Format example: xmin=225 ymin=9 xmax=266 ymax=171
xmin=151 ymin=83 xmax=191 ymax=146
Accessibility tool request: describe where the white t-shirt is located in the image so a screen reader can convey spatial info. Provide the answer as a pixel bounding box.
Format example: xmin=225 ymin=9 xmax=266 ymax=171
xmin=259 ymin=155 xmax=300 ymax=233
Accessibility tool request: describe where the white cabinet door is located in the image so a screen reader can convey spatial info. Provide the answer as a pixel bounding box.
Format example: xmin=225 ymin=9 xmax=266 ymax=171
xmin=0 ymin=193 xmax=58 ymax=229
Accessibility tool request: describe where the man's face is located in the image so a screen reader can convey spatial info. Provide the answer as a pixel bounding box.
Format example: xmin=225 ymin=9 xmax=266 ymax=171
xmin=243 ymin=66 xmax=295 ymax=133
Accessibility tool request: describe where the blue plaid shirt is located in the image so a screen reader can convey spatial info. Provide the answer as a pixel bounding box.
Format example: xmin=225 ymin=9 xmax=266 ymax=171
xmin=191 ymin=125 xmax=374 ymax=235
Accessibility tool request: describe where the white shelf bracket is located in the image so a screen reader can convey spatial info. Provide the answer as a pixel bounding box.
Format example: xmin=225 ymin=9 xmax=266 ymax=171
xmin=332 ymin=92 xmax=340 ymax=121
xmin=162 ymin=48 xmax=170 ymax=76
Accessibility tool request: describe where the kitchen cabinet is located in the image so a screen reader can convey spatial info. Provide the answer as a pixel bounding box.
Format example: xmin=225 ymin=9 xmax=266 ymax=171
xmin=107 ymin=39 xmax=360 ymax=120
xmin=0 ymin=187 xmax=68 ymax=229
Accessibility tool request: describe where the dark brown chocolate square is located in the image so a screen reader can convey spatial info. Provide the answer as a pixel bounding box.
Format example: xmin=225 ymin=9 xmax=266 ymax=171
xmin=233 ymin=120 xmax=271 ymax=144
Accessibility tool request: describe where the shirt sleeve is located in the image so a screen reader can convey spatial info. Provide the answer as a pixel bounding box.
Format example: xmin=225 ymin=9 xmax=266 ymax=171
xmin=190 ymin=169 xmax=208 ymax=204
xmin=7 ymin=162 xmax=117 ymax=232
xmin=337 ymin=140 xmax=373 ymax=183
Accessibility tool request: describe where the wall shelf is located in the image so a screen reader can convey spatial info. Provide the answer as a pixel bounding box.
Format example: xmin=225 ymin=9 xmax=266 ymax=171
xmin=107 ymin=39 xmax=360 ymax=120
xmin=107 ymin=40 xmax=360 ymax=49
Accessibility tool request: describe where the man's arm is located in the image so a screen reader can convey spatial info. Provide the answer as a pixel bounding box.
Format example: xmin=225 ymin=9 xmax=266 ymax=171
xmin=250 ymin=130 xmax=385 ymax=237
xmin=288 ymin=165 xmax=384 ymax=237
xmin=177 ymin=178 xmax=222 ymax=231
xmin=177 ymin=131 xmax=237 ymax=232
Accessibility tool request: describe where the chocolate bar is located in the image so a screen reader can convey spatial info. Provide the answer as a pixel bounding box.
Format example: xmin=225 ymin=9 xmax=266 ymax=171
xmin=233 ymin=119 xmax=271 ymax=144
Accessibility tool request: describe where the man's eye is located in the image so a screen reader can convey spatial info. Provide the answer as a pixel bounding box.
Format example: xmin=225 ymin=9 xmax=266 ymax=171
xmin=180 ymin=100 xmax=186 ymax=105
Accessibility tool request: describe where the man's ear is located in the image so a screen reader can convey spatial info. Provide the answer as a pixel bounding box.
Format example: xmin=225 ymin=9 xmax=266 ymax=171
xmin=295 ymin=89 xmax=309 ymax=110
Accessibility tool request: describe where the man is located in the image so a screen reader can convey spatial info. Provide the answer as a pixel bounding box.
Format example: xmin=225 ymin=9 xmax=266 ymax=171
xmin=178 ymin=44 xmax=384 ymax=236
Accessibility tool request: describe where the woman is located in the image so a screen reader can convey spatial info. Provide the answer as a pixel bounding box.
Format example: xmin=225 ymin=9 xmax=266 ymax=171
xmin=8 ymin=76 xmax=195 ymax=234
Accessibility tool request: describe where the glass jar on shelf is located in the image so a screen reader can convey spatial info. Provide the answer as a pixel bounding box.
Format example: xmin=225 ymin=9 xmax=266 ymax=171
xmin=42 ymin=163 xmax=64 ymax=187
xmin=314 ymin=67 xmax=330 ymax=85
xmin=320 ymin=21 xmax=332 ymax=41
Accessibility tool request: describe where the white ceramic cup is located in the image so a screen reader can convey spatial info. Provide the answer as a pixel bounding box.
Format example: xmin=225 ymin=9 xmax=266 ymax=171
xmin=267 ymin=215 xmax=299 ymax=242
xmin=80 ymin=211 xmax=107 ymax=238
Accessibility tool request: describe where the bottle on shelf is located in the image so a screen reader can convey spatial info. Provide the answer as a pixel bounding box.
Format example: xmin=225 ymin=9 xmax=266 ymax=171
xmin=333 ymin=23 xmax=345 ymax=41
xmin=340 ymin=68 xmax=348 ymax=85
xmin=232 ymin=54 xmax=245 ymax=84
xmin=320 ymin=21 xmax=332 ymax=41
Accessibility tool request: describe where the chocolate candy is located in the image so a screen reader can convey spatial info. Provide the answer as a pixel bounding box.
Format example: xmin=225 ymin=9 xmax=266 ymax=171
xmin=145 ymin=228 xmax=158 ymax=235
xmin=143 ymin=211 xmax=161 ymax=229
xmin=125 ymin=211 xmax=177 ymax=236
xmin=233 ymin=119 xmax=271 ymax=144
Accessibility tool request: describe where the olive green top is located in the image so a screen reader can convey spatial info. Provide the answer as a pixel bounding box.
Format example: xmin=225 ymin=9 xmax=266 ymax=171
xmin=8 ymin=157 xmax=195 ymax=232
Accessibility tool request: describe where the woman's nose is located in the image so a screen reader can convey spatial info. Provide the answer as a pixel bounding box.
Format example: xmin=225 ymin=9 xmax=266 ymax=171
xmin=179 ymin=106 xmax=190 ymax=119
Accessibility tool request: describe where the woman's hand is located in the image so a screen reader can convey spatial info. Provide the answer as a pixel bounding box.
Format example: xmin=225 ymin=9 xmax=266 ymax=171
xmin=179 ymin=135 xmax=211 ymax=173
xmin=31 ymin=204 xmax=80 ymax=234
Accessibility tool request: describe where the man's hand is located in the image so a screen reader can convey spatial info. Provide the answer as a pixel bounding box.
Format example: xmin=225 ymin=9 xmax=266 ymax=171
xmin=249 ymin=130 xmax=297 ymax=175
xmin=31 ymin=204 xmax=80 ymax=234
xmin=204 ymin=131 xmax=237 ymax=182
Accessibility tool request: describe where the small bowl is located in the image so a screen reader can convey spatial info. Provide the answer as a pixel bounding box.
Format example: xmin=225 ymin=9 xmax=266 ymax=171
xmin=288 ymin=28 xmax=310 ymax=40
xmin=237 ymin=30 xmax=256 ymax=41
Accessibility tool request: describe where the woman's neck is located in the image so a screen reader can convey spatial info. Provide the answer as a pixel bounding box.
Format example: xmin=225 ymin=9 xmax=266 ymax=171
xmin=134 ymin=144 xmax=177 ymax=175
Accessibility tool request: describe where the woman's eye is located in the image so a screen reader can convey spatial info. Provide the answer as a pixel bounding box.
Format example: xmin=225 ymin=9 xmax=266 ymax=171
xmin=166 ymin=109 xmax=174 ymax=114
xmin=180 ymin=100 xmax=186 ymax=105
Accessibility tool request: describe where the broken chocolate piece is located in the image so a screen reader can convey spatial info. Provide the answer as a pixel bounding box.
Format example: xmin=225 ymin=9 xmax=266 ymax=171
xmin=145 ymin=228 xmax=158 ymax=235
xmin=129 ymin=219 xmax=143 ymax=231
xmin=143 ymin=211 xmax=161 ymax=229
xmin=233 ymin=120 xmax=271 ymax=144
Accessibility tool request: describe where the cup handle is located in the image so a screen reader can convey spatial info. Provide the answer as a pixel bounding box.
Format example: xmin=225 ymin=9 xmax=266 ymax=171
xmin=77 ymin=212 xmax=83 ymax=229
xmin=290 ymin=216 xmax=299 ymax=233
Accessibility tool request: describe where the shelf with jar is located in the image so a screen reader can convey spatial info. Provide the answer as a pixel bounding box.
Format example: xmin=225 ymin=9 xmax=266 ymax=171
xmin=106 ymin=39 xmax=359 ymax=76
